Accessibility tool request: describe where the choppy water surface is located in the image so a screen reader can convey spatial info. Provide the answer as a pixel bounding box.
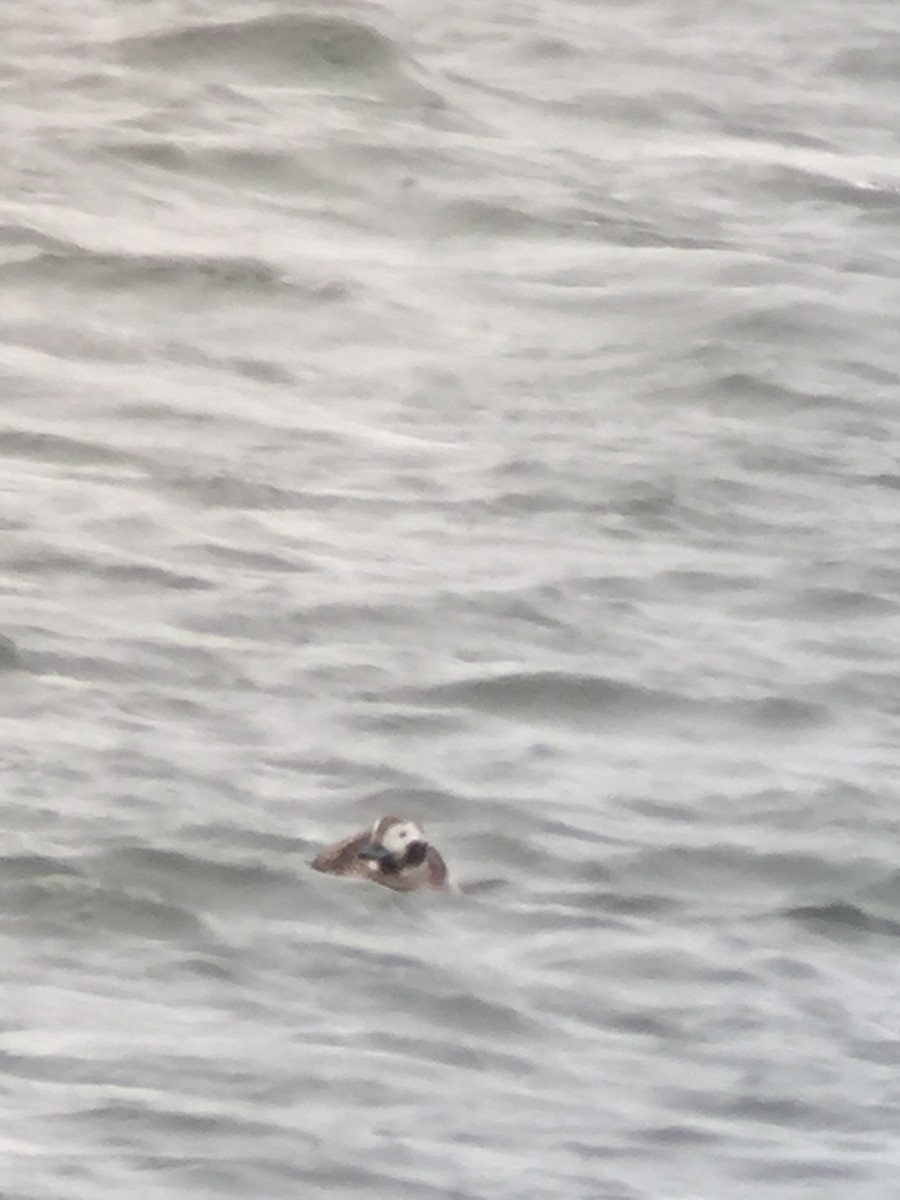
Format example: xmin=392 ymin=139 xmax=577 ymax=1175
xmin=3 ymin=1 xmax=900 ymax=1196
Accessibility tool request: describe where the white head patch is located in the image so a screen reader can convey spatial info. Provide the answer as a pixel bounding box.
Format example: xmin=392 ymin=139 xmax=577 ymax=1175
xmin=380 ymin=819 xmax=424 ymax=856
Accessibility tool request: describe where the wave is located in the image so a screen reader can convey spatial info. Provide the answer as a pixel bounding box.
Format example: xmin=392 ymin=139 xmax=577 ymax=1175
xmin=399 ymin=669 xmax=829 ymax=733
xmin=118 ymin=12 xmax=399 ymax=79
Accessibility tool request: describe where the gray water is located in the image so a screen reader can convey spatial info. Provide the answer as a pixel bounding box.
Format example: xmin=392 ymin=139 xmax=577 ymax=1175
xmin=3 ymin=1 xmax=900 ymax=1197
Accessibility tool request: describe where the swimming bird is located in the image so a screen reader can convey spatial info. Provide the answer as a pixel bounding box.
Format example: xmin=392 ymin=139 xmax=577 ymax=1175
xmin=311 ymin=815 xmax=452 ymax=892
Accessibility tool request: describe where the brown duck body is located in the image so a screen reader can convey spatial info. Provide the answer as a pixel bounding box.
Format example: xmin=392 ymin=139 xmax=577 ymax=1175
xmin=312 ymin=816 xmax=452 ymax=892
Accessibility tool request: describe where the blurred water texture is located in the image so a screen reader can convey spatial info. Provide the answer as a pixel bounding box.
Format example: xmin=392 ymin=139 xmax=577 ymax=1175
xmin=2 ymin=1 xmax=900 ymax=1197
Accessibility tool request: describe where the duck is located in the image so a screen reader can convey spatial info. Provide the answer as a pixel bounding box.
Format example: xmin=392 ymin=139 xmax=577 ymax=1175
xmin=311 ymin=815 xmax=452 ymax=892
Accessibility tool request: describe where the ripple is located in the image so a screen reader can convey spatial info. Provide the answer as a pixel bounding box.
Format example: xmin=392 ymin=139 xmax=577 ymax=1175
xmin=0 ymin=426 xmax=140 ymax=469
xmin=156 ymin=466 xmax=305 ymax=512
xmin=787 ymin=901 xmax=900 ymax=939
xmin=738 ymin=694 xmax=827 ymax=731
xmin=0 ymin=634 xmax=23 ymax=671
xmin=85 ymin=843 xmax=297 ymax=916
xmin=403 ymin=671 xmax=692 ymax=723
xmin=5 ymin=548 xmax=211 ymax=593
xmin=0 ymin=222 xmax=71 ymax=265
xmin=0 ymin=852 xmax=81 ymax=883
xmin=790 ymin=585 xmax=900 ymax=619
xmin=399 ymin=670 xmax=829 ymax=734
xmin=119 ymin=13 xmax=398 ymax=79
xmin=0 ymin=869 xmax=210 ymax=943
xmin=8 ymin=246 xmax=288 ymax=293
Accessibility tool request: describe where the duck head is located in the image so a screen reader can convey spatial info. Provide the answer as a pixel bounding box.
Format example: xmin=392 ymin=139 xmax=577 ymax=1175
xmin=357 ymin=815 xmax=429 ymax=876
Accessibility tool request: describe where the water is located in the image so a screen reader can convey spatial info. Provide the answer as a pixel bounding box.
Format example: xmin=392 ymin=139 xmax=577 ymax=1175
xmin=3 ymin=1 xmax=900 ymax=1196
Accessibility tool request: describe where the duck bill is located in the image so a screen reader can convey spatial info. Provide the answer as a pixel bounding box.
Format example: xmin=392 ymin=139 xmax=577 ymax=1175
xmin=357 ymin=843 xmax=390 ymax=863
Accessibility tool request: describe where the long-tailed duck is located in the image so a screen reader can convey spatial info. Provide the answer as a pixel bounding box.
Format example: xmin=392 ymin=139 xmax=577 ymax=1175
xmin=312 ymin=816 xmax=452 ymax=892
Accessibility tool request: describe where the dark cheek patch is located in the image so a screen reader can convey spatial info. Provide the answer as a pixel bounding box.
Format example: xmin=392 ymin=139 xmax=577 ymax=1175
xmin=406 ymin=841 xmax=427 ymax=867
